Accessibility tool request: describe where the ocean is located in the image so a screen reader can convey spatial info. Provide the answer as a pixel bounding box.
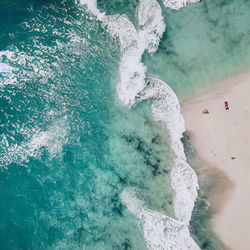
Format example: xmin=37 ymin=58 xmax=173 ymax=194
xmin=1 ymin=0 xmax=250 ymax=249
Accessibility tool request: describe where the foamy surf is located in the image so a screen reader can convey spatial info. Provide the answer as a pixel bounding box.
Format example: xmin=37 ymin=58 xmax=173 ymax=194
xmin=121 ymin=190 xmax=200 ymax=250
xmin=0 ymin=63 xmax=8 ymax=73
xmin=0 ymin=117 xmax=68 ymax=166
xmin=0 ymin=50 xmax=15 ymax=60
xmin=162 ymin=0 xmax=200 ymax=10
xmin=0 ymin=50 xmax=13 ymax=76
xmin=102 ymin=0 xmax=165 ymax=107
xmin=138 ymin=0 xmax=166 ymax=54
xmin=78 ymin=0 xmax=200 ymax=248
xmin=171 ymin=158 xmax=199 ymax=224
xmin=135 ymin=77 xmax=186 ymax=160
xmin=136 ymin=76 xmax=199 ymax=225
xmin=79 ymin=0 xmax=165 ymax=106
xmin=79 ymin=0 xmax=105 ymax=20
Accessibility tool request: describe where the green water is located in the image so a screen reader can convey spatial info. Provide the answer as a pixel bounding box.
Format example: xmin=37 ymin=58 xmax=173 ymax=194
xmin=0 ymin=1 xmax=174 ymax=249
xmin=1 ymin=0 xmax=250 ymax=249
xmin=143 ymin=0 xmax=250 ymax=98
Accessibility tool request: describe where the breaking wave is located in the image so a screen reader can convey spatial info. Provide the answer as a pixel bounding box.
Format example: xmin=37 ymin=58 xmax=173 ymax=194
xmin=136 ymin=76 xmax=199 ymax=225
xmin=135 ymin=77 xmax=186 ymax=159
xmin=102 ymin=0 xmax=165 ymax=106
xmin=79 ymin=0 xmax=200 ymax=248
xmin=0 ymin=62 xmax=9 ymax=73
xmin=102 ymin=14 xmax=146 ymax=106
xmin=121 ymin=190 xmax=200 ymax=250
xmin=171 ymin=158 xmax=199 ymax=225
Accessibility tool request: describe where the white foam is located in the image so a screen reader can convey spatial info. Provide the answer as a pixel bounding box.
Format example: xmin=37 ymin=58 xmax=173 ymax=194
xmin=1 ymin=117 xmax=68 ymax=166
xmin=102 ymin=0 xmax=165 ymax=106
xmin=162 ymin=0 xmax=200 ymax=10
xmin=117 ymin=51 xmax=146 ymax=106
xmin=136 ymin=76 xmax=185 ymax=159
xmin=102 ymin=14 xmax=139 ymax=53
xmin=0 ymin=50 xmax=17 ymax=87
xmin=102 ymin=14 xmax=146 ymax=106
xmin=79 ymin=0 xmax=105 ymax=20
xmin=0 ymin=50 xmax=15 ymax=60
xmin=0 ymin=63 xmax=8 ymax=73
xmin=121 ymin=190 xmax=200 ymax=250
xmin=171 ymin=159 xmax=199 ymax=224
xmin=78 ymin=0 xmax=165 ymax=106
xmin=136 ymin=76 xmax=199 ymax=225
xmin=138 ymin=0 xmax=166 ymax=53
xmin=77 ymin=0 xmax=200 ymax=247
xmin=0 ymin=50 xmax=15 ymax=73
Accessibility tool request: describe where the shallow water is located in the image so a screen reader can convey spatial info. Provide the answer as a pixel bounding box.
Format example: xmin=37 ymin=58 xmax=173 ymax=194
xmin=0 ymin=0 xmax=249 ymax=249
xmin=143 ymin=0 xmax=250 ymax=98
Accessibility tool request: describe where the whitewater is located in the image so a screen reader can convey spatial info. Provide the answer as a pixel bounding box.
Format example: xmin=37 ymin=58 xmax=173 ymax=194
xmin=79 ymin=0 xmax=200 ymax=249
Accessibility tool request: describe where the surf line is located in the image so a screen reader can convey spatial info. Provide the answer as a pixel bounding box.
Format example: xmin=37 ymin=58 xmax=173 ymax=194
xmin=79 ymin=0 xmax=200 ymax=249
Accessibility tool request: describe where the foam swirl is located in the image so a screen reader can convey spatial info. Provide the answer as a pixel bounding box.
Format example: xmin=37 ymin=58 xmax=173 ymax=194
xmin=136 ymin=76 xmax=199 ymax=225
xmin=79 ymin=0 xmax=105 ymax=20
xmin=78 ymin=0 xmax=200 ymax=248
xmin=1 ymin=117 xmax=68 ymax=166
xmin=135 ymin=76 xmax=186 ymax=159
xmin=162 ymin=0 xmax=200 ymax=10
xmin=138 ymin=0 xmax=166 ymax=53
xmin=121 ymin=190 xmax=200 ymax=250
xmin=102 ymin=0 xmax=165 ymax=107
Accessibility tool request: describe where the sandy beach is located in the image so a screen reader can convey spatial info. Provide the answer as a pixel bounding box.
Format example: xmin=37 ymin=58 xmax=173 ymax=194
xmin=181 ymin=71 xmax=250 ymax=250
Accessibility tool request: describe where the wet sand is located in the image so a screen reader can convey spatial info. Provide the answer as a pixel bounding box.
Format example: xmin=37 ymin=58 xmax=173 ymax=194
xmin=181 ymin=71 xmax=250 ymax=250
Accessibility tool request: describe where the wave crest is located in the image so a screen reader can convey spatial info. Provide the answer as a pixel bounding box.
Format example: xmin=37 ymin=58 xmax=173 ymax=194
xmin=136 ymin=76 xmax=199 ymax=225
xmin=138 ymin=0 xmax=166 ymax=53
xmin=102 ymin=0 xmax=165 ymax=107
xmin=136 ymin=76 xmax=186 ymax=159
xmin=121 ymin=190 xmax=200 ymax=250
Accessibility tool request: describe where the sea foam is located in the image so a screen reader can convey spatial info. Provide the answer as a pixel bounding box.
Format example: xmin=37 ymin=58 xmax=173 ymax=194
xmin=0 ymin=117 xmax=68 ymax=166
xmin=136 ymin=77 xmax=186 ymax=160
xmin=162 ymin=0 xmax=200 ymax=10
xmin=79 ymin=0 xmax=105 ymax=20
xmin=102 ymin=14 xmax=146 ymax=106
xmin=0 ymin=50 xmax=17 ymax=87
xmin=136 ymin=76 xmax=199 ymax=225
xmin=138 ymin=0 xmax=166 ymax=54
xmin=78 ymin=0 xmax=200 ymax=248
xmin=102 ymin=0 xmax=165 ymax=107
xmin=0 ymin=50 xmax=15 ymax=73
xmin=0 ymin=63 xmax=8 ymax=73
xmin=121 ymin=190 xmax=200 ymax=250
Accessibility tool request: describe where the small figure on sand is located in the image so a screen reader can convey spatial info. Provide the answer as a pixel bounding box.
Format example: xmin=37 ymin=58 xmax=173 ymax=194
xmin=202 ymin=109 xmax=209 ymax=114
xmin=224 ymin=101 xmax=229 ymax=110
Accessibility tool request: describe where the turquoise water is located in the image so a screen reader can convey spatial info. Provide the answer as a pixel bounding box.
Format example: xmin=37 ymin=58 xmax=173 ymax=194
xmin=0 ymin=1 xmax=174 ymax=249
xmin=1 ymin=0 xmax=249 ymax=249
xmin=143 ymin=0 xmax=250 ymax=98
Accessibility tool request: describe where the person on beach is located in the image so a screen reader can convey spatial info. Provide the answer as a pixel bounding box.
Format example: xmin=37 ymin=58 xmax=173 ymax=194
xmin=224 ymin=101 xmax=229 ymax=110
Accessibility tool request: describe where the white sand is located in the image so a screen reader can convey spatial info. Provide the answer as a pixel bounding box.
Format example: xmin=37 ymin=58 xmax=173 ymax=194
xmin=181 ymin=71 xmax=250 ymax=250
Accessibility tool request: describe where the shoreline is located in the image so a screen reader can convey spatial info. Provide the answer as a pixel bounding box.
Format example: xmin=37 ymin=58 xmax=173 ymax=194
xmin=181 ymin=71 xmax=250 ymax=250
xmin=180 ymin=69 xmax=250 ymax=104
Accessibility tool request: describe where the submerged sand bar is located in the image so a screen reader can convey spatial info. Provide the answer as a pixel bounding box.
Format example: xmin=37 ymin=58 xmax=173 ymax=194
xmin=181 ymin=71 xmax=250 ymax=250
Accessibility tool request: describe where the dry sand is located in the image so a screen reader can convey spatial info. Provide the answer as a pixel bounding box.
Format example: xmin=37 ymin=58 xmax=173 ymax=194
xmin=181 ymin=71 xmax=250 ymax=250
